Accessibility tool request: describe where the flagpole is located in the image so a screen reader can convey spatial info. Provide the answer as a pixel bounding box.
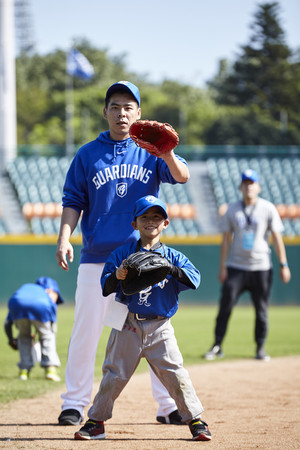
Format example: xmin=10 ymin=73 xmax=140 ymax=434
xmin=0 ymin=0 xmax=17 ymax=172
xmin=65 ymin=50 xmax=74 ymax=157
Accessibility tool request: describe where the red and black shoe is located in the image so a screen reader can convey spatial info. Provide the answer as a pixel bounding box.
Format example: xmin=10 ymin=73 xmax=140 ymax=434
xmin=189 ymin=419 xmax=212 ymax=441
xmin=74 ymin=419 xmax=105 ymax=440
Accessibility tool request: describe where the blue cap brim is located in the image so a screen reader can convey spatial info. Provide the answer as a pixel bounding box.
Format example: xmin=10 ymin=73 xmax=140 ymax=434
xmin=35 ymin=277 xmax=64 ymax=304
xmin=133 ymin=195 xmax=168 ymax=220
xmin=135 ymin=205 xmax=168 ymax=219
xmin=105 ymin=81 xmax=140 ymax=106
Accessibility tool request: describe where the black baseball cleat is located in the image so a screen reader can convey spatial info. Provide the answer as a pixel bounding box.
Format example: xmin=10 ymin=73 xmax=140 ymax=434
xmin=189 ymin=419 xmax=212 ymax=441
xmin=58 ymin=409 xmax=83 ymax=426
xmin=156 ymin=409 xmax=184 ymax=425
xmin=74 ymin=419 xmax=106 ymax=440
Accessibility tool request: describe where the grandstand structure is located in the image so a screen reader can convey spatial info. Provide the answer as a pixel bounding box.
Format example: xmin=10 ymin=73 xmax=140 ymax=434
xmin=0 ymin=147 xmax=300 ymax=237
xmin=207 ymin=156 xmax=300 ymax=236
xmin=1 ymin=156 xmax=201 ymax=237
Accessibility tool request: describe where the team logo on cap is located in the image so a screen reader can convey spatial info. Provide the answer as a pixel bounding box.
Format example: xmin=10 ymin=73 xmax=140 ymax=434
xmin=116 ymin=183 xmax=127 ymax=198
xmin=145 ymin=195 xmax=155 ymax=204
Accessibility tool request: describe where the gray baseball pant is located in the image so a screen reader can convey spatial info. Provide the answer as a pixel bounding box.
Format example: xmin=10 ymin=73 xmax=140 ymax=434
xmin=88 ymin=312 xmax=204 ymax=423
xmin=15 ymin=318 xmax=60 ymax=370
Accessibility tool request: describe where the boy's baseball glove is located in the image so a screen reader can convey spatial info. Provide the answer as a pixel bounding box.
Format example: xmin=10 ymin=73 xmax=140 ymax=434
xmin=129 ymin=120 xmax=179 ymax=157
xmin=121 ymin=251 xmax=173 ymax=295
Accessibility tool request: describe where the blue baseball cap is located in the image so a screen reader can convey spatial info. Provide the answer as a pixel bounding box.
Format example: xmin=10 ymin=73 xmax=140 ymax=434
xmin=105 ymin=81 xmax=140 ymax=106
xmin=35 ymin=277 xmax=64 ymax=304
xmin=241 ymin=169 xmax=259 ymax=183
xmin=133 ymin=195 xmax=168 ymax=220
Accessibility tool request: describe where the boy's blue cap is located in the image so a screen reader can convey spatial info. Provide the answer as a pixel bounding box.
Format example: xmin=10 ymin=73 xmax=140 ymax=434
xmin=241 ymin=169 xmax=259 ymax=183
xmin=105 ymin=81 xmax=140 ymax=106
xmin=133 ymin=195 xmax=168 ymax=219
xmin=35 ymin=277 xmax=64 ymax=304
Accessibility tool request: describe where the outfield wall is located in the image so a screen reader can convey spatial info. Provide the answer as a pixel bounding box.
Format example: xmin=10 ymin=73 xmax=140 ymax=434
xmin=0 ymin=235 xmax=299 ymax=305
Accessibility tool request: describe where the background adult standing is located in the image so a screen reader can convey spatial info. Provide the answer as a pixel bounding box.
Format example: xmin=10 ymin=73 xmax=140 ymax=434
xmin=56 ymin=81 xmax=190 ymax=426
xmin=204 ymin=169 xmax=291 ymax=362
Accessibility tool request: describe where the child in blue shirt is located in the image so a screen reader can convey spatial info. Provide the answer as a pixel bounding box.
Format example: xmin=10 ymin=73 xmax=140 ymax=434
xmin=74 ymin=196 xmax=211 ymax=442
xmin=4 ymin=277 xmax=64 ymax=381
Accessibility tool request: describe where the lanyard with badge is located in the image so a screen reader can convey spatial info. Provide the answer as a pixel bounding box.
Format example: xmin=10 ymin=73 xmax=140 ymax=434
xmin=242 ymin=201 xmax=256 ymax=250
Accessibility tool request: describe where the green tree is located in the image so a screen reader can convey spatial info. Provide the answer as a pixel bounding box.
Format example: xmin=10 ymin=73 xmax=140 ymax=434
xmin=15 ymin=39 xmax=140 ymax=146
xmin=207 ymin=2 xmax=300 ymax=144
xmin=210 ymin=2 xmax=296 ymax=113
xmin=203 ymin=108 xmax=300 ymax=145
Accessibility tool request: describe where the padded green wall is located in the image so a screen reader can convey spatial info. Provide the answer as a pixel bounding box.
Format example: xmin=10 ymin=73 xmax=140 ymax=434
xmin=0 ymin=239 xmax=298 ymax=305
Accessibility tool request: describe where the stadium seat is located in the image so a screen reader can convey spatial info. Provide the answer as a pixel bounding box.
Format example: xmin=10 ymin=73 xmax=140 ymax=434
xmin=30 ymin=218 xmax=44 ymax=235
xmin=206 ymin=156 xmax=300 ymax=236
xmin=159 ymin=183 xmax=200 ymax=236
xmin=0 ymin=221 xmax=6 ymax=235
xmin=5 ymin=155 xmax=300 ymax=237
xmin=171 ymin=218 xmax=187 ymax=236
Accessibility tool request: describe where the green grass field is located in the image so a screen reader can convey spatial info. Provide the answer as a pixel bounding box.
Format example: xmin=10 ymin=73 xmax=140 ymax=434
xmin=0 ymin=305 xmax=299 ymax=405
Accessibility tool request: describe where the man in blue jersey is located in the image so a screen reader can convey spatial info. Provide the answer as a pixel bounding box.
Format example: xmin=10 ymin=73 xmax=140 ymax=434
xmin=56 ymin=81 xmax=190 ymax=426
xmin=4 ymin=277 xmax=64 ymax=381
xmin=74 ymin=195 xmax=211 ymax=442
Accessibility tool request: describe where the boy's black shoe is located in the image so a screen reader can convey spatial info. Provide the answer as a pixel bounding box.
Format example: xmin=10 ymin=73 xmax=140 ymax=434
xmin=156 ymin=409 xmax=184 ymax=425
xmin=189 ymin=419 xmax=212 ymax=441
xmin=74 ymin=419 xmax=105 ymax=440
xmin=58 ymin=409 xmax=82 ymax=426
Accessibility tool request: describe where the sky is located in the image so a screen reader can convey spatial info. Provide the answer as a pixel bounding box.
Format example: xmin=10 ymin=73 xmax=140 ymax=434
xmin=28 ymin=0 xmax=300 ymax=88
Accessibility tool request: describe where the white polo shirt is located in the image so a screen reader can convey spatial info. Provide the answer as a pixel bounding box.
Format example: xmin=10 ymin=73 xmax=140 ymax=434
xmin=221 ymin=197 xmax=284 ymax=271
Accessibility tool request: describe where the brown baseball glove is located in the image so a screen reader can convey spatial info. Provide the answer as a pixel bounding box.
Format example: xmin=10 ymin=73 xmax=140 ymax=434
xmin=129 ymin=120 xmax=179 ymax=157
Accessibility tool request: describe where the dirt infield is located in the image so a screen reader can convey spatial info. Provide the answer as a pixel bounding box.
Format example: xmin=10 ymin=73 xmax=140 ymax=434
xmin=1 ymin=356 xmax=299 ymax=449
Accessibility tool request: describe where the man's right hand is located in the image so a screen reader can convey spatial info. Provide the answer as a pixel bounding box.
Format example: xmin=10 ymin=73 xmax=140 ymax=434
xmin=56 ymin=240 xmax=74 ymax=271
xmin=218 ymin=266 xmax=228 ymax=283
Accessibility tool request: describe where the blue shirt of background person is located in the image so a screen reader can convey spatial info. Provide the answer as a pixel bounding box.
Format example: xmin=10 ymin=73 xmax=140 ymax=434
xmin=6 ymin=277 xmax=64 ymax=324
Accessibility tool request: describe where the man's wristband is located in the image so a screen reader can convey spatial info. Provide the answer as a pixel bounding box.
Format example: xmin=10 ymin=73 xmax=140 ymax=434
xmin=280 ymin=262 xmax=288 ymax=268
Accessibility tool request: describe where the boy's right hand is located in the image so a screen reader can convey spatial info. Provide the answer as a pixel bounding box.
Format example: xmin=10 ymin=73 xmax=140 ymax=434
xmin=116 ymin=260 xmax=128 ymax=280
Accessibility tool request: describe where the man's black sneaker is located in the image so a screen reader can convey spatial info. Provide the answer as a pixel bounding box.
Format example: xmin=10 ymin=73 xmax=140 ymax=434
xmin=58 ymin=409 xmax=82 ymax=426
xmin=189 ymin=419 xmax=212 ymax=441
xmin=156 ymin=409 xmax=184 ymax=425
xmin=255 ymin=348 xmax=271 ymax=362
xmin=74 ymin=419 xmax=105 ymax=440
xmin=203 ymin=344 xmax=224 ymax=361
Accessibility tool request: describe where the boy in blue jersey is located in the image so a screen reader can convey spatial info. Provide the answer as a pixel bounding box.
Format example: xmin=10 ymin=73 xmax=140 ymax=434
xmin=4 ymin=277 xmax=64 ymax=381
xmin=74 ymin=196 xmax=211 ymax=442
xmin=56 ymin=81 xmax=190 ymax=426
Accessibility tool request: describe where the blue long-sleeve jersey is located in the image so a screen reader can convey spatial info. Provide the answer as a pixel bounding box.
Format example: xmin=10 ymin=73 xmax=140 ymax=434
xmin=62 ymin=131 xmax=188 ymax=263
xmin=101 ymin=241 xmax=200 ymax=318
xmin=6 ymin=284 xmax=57 ymax=323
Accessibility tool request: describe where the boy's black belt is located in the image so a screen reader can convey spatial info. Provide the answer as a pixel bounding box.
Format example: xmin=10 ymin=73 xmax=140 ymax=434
xmin=132 ymin=313 xmax=165 ymax=321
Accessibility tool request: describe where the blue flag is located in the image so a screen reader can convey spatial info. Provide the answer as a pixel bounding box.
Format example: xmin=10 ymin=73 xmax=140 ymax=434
xmin=66 ymin=49 xmax=94 ymax=80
